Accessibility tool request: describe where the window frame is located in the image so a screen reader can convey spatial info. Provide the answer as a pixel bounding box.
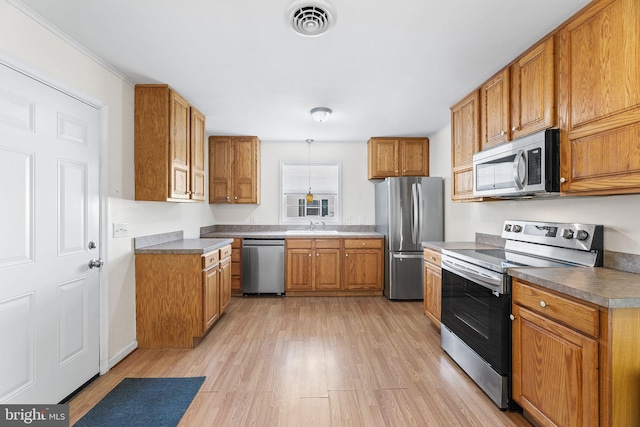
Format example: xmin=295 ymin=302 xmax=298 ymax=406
xmin=279 ymin=160 xmax=342 ymax=225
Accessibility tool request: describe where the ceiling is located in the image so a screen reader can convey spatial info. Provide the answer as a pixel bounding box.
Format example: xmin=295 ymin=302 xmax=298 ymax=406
xmin=13 ymin=0 xmax=591 ymax=143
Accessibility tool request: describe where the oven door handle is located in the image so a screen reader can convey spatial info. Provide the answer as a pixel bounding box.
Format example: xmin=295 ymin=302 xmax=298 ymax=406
xmin=441 ymin=258 xmax=505 ymax=294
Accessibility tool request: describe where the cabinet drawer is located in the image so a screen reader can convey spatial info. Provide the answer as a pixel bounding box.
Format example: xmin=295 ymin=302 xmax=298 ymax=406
xmin=286 ymin=239 xmax=313 ymax=249
xmin=423 ymin=248 xmax=441 ymax=268
xmin=220 ymin=244 xmax=232 ymax=259
xmin=315 ymin=239 xmax=341 ymax=249
xmin=203 ymin=250 xmax=220 ymax=270
xmin=512 ymin=279 xmax=599 ymax=338
xmin=344 ymin=238 xmax=382 ymax=249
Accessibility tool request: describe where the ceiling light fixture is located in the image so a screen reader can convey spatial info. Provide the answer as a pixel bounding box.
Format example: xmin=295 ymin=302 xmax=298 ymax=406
xmin=310 ymin=107 xmax=332 ymax=123
xmin=306 ymin=139 xmax=314 ymax=203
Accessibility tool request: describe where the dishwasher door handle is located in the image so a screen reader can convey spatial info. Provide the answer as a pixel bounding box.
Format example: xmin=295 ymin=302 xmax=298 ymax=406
xmin=243 ymin=239 xmax=285 ymax=247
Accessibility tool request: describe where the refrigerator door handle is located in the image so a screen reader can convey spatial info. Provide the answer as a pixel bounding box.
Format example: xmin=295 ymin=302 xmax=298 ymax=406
xmin=392 ymin=253 xmax=424 ymax=259
xmin=416 ymin=181 xmax=423 ymax=242
xmin=411 ymin=183 xmax=419 ymax=244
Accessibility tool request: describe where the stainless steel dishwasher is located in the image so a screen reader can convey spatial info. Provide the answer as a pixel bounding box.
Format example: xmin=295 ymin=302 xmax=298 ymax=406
xmin=241 ymin=239 xmax=285 ymax=295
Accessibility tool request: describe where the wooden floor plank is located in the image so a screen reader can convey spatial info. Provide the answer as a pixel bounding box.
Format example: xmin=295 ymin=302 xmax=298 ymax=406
xmin=69 ymin=296 xmax=531 ymax=426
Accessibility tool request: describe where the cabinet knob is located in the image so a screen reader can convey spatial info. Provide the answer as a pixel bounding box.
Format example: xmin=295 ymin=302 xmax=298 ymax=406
xmin=234 ymin=196 xmax=238 ymax=200
xmin=540 ymin=300 xmax=547 ymax=308
xmin=509 ymin=314 xmax=515 ymax=321
xmin=560 ymin=177 xmax=567 ymax=183
xmin=511 ymin=126 xmax=518 ymax=132
xmin=345 ymin=254 xmax=349 ymax=257
xmin=226 ymin=196 xmax=230 ymax=200
xmin=500 ymin=131 xmax=506 ymax=136
xmin=316 ymin=254 xmax=319 ymax=256
xmin=362 ymin=243 xmax=365 ymax=246
xmin=309 ymin=254 xmax=312 ymax=257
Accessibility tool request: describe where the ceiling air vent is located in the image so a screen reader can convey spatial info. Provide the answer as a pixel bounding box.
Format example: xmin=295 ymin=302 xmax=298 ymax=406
xmin=286 ymin=0 xmax=337 ymax=37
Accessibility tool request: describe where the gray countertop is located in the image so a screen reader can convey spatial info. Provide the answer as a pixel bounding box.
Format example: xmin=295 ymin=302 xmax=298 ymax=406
xmin=509 ymin=267 xmax=640 ymax=309
xmin=423 ymin=240 xmax=640 ymax=309
xmin=201 ymin=231 xmax=383 ymax=239
xmin=134 ymin=238 xmax=234 ymax=254
xmin=422 ymin=241 xmax=501 ymax=251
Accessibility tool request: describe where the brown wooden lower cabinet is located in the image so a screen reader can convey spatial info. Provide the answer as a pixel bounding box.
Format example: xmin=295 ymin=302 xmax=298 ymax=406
xmin=512 ymin=278 xmax=640 ymax=427
xmin=230 ymin=238 xmax=242 ymax=294
xmin=135 ymin=244 xmax=232 ymax=348
xmin=285 ymin=237 xmax=383 ymax=296
xmin=423 ymin=248 xmax=441 ymax=329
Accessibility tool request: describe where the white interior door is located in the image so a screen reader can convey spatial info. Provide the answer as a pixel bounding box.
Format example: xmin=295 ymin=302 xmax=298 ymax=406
xmin=0 ymin=62 xmax=101 ymax=404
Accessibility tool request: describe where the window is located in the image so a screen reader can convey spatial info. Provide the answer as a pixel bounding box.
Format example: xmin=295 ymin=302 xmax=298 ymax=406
xmin=280 ymin=161 xmax=341 ymax=224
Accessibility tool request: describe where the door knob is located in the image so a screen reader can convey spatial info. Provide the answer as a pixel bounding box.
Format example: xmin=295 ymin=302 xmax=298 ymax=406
xmin=88 ymin=259 xmax=104 ymax=269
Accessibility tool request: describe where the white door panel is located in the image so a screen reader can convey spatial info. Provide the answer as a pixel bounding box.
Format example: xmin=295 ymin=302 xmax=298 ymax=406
xmin=0 ymin=63 xmax=100 ymax=404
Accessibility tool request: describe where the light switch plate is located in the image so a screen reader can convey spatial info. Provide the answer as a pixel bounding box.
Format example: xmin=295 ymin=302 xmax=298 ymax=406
xmin=113 ymin=222 xmax=128 ymax=238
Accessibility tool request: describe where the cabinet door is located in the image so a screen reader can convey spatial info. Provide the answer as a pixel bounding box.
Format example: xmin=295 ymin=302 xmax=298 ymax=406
xmin=400 ymin=139 xmax=429 ymax=176
xmin=343 ymin=249 xmax=382 ymax=290
xmin=557 ymin=0 xmax=640 ymax=195
xmin=512 ymin=304 xmax=599 ymax=427
xmin=203 ymin=267 xmax=220 ymax=331
xmin=169 ymin=90 xmax=191 ymax=200
xmin=481 ymin=68 xmax=510 ymax=150
xmin=511 ymin=37 xmax=555 ymax=139
xmin=450 ymin=91 xmax=480 ymax=200
xmin=286 ymin=248 xmax=313 ymax=291
xmin=368 ymin=138 xmax=399 ymax=179
xmin=219 ymin=257 xmax=232 ymax=314
xmin=230 ymin=238 xmax=242 ymax=293
xmin=209 ymin=136 xmax=233 ymax=203
xmin=190 ymin=107 xmax=206 ymax=201
xmin=233 ymin=137 xmax=260 ymax=203
xmin=424 ymin=265 xmax=441 ymax=328
xmin=314 ymin=248 xmax=341 ymax=290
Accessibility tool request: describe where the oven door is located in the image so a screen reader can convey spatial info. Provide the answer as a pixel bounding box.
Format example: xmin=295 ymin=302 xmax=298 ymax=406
xmin=441 ymin=268 xmax=511 ymax=375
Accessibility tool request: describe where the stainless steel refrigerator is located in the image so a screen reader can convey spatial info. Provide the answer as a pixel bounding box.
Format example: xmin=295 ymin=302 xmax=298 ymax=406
xmin=375 ymin=177 xmax=443 ymax=300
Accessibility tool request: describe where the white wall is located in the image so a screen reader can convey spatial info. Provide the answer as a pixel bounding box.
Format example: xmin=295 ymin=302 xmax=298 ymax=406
xmin=211 ymin=140 xmax=375 ymax=226
xmin=0 ymin=1 xmax=217 ymax=365
xmin=429 ymin=124 xmax=640 ymax=255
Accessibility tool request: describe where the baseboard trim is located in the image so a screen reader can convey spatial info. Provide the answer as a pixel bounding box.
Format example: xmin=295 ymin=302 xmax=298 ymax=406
xmin=108 ymin=340 xmax=138 ymax=370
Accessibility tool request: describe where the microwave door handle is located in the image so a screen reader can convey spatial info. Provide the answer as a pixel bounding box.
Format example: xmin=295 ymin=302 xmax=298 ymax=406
xmin=513 ymin=149 xmax=527 ymax=190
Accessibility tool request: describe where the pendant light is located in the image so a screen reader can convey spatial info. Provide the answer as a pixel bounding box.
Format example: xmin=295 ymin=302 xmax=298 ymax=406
xmin=306 ymin=139 xmax=314 ymax=203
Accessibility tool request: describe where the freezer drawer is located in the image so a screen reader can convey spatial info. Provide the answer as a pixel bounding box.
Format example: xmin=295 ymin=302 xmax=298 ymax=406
xmin=385 ymin=252 xmax=424 ymax=300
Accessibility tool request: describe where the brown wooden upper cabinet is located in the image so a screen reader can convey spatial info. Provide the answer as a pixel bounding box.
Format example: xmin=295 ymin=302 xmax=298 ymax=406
xmin=134 ymin=84 xmax=206 ymax=202
xmin=450 ymin=91 xmax=480 ymax=201
xmin=511 ymin=37 xmax=555 ymax=140
xmin=480 ymin=68 xmax=511 ymax=150
xmin=557 ymin=0 xmax=640 ymax=196
xmin=367 ymin=137 xmax=429 ymax=179
xmin=209 ymin=136 xmax=261 ymax=204
xmin=480 ymin=37 xmax=556 ymax=151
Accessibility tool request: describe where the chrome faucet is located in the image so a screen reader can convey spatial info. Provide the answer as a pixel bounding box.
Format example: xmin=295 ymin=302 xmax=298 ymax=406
xmin=308 ymin=220 xmax=314 ymax=230
xmin=317 ymin=221 xmax=326 ymax=230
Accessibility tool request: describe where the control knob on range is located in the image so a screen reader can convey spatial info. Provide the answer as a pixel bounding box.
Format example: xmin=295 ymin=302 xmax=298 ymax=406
xmin=562 ymin=229 xmax=575 ymax=239
xmin=576 ymin=230 xmax=590 ymax=241
xmin=512 ymin=225 xmax=522 ymax=233
xmin=504 ymin=224 xmax=512 ymax=232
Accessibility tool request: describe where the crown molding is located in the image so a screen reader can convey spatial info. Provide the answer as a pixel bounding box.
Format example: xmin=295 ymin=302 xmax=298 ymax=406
xmin=6 ymin=0 xmax=134 ymax=86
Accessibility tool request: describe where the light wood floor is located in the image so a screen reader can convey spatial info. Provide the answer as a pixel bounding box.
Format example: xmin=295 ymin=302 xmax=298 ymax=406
xmin=69 ymin=296 xmax=532 ymax=426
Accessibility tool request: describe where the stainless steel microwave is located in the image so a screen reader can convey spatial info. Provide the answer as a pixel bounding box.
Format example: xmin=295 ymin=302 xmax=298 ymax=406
xmin=472 ymin=128 xmax=560 ymax=198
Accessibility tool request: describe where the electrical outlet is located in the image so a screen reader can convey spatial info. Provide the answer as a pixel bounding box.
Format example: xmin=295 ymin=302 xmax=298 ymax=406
xmin=113 ymin=223 xmax=128 ymax=238
xmin=358 ymin=216 xmax=365 ymax=225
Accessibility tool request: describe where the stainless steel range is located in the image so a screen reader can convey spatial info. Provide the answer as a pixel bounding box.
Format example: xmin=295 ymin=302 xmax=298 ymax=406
xmin=440 ymin=220 xmax=603 ymax=409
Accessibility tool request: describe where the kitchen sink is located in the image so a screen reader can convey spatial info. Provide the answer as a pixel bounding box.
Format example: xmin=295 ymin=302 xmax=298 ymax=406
xmin=285 ymin=230 xmax=339 ymax=235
